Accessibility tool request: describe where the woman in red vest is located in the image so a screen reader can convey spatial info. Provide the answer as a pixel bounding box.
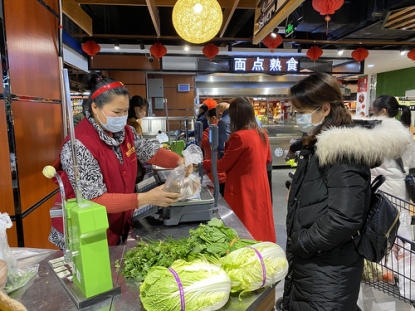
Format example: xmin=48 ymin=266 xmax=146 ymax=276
xmin=201 ymin=108 xmax=226 ymax=197
xmin=50 ymin=73 xmax=189 ymax=247
xmin=203 ymin=97 xmax=275 ymax=243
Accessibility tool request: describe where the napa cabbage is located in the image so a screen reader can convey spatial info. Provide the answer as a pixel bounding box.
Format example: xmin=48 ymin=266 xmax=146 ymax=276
xmin=219 ymin=242 xmax=288 ymax=295
xmin=140 ymin=260 xmax=231 ymax=311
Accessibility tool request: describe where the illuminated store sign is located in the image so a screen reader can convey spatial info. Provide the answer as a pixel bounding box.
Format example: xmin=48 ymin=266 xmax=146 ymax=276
xmin=233 ymin=57 xmax=300 ymax=73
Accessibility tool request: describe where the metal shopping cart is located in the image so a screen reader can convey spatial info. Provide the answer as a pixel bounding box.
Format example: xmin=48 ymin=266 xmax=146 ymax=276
xmin=361 ymin=191 xmax=415 ymax=307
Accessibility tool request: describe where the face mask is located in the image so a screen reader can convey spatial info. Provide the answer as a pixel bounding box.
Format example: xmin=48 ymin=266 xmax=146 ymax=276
xmin=98 ymin=109 xmax=128 ymax=133
xmin=296 ymin=106 xmax=325 ymax=134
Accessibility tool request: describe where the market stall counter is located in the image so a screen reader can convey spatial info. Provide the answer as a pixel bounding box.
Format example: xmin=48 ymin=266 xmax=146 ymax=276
xmin=10 ymin=196 xmax=277 ymax=311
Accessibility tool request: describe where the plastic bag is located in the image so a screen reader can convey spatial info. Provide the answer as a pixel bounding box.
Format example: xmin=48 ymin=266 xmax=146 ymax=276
xmin=391 ymin=241 xmax=415 ymax=300
xmin=0 ymin=213 xmax=39 ymax=293
xmin=156 ymin=133 xmax=169 ymax=143
xmin=164 ymin=145 xmax=203 ymax=201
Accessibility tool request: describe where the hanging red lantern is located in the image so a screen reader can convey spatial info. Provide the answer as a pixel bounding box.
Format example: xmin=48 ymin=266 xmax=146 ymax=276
xmin=312 ymin=0 xmax=344 ymax=35
xmin=203 ymin=44 xmax=219 ymax=61
xmin=82 ymin=41 xmax=101 ymax=56
xmin=408 ymin=49 xmax=415 ymax=62
xmin=352 ymin=48 xmax=369 ymax=62
xmin=150 ymin=43 xmax=167 ymax=58
xmin=306 ymin=46 xmax=323 ymax=60
xmin=262 ymin=33 xmax=283 ymax=52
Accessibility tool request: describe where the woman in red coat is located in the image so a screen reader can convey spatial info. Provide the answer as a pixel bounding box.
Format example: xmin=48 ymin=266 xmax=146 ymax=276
xmin=203 ymin=97 xmax=275 ymax=242
xmin=201 ymin=108 xmax=226 ymax=197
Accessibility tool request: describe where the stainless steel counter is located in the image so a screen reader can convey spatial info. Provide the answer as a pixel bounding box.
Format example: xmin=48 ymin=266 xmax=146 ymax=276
xmin=12 ymin=197 xmax=276 ymax=311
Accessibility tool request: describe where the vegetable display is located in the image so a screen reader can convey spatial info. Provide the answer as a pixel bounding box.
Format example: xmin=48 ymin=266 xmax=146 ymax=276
xmin=219 ymin=242 xmax=288 ymax=296
xmin=121 ymin=218 xmax=258 ymax=282
xmin=140 ymin=260 xmax=231 ymax=311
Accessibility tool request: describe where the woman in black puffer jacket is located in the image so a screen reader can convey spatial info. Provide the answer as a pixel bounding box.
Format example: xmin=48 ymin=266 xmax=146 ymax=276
xmin=283 ymin=73 xmax=412 ymax=311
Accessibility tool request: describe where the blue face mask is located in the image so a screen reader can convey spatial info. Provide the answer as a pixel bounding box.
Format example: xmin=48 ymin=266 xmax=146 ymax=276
xmin=98 ymin=109 xmax=128 ymax=133
xmin=296 ymin=106 xmax=325 ymax=133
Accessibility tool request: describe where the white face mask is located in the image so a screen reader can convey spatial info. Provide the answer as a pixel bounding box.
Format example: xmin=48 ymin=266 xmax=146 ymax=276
xmin=98 ymin=109 xmax=128 ymax=133
xmin=296 ymin=106 xmax=325 ymax=133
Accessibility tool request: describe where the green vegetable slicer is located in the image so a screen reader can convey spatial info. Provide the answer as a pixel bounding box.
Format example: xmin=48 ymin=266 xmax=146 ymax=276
xmin=44 ymin=68 xmax=120 ymax=309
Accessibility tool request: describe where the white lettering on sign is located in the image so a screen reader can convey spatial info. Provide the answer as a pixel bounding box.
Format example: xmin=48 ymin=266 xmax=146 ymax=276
xmin=252 ymin=57 xmax=264 ymax=71
xmin=286 ymin=58 xmax=298 ymax=71
xmin=270 ymin=58 xmax=282 ymax=71
xmin=234 ymin=58 xmax=247 ymax=71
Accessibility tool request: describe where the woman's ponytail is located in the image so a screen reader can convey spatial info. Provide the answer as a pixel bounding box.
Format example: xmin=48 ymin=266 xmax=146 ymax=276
xmin=399 ymin=105 xmax=412 ymax=127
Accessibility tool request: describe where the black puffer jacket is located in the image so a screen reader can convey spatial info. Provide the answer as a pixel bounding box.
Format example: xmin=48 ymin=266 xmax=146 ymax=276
xmin=283 ymin=119 xmax=413 ymax=311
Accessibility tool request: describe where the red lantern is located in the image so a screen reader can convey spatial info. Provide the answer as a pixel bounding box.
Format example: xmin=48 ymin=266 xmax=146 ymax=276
xmin=203 ymin=44 xmax=219 ymax=61
xmin=312 ymin=0 xmax=344 ymax=35
xmin=150 ymin=43 xmax=167 ymax=59
xmin=82 ymin=41 xmax=101 ymax=56
xmin=408 ymin=49 xmax=415 ymax=62
xmin=262 ymin=33 xmax=283 ymax=52
xmin=352 ymin=48 xmax=369 ymax=62
xmin=306 ymin=46 xmax=323 ymax=60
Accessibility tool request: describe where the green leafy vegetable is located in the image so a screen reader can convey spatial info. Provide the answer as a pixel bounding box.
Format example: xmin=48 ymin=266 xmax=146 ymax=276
xmin=219 ymin=242 xmax=289 ymax=298
xmin=120 ymin=218 xmax=259 ymax=282
xmin=140 ymin=260 xmax=231 ymax=311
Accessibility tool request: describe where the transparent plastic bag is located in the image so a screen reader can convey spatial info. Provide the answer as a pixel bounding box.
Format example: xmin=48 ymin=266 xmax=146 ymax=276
xmin=164 ymin=145 xmax=203 ymax=201
xmin=0 ymin=213 xmax=39 ymax=293
xmin=156 ymin=133 xmax=169 ymax=143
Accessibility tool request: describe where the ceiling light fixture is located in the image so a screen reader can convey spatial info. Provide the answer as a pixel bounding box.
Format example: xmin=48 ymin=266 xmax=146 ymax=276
xmin=337 ymin=49 xmax=344 ymax=56
xmin=367 ymin=64 xmax=374 ymax=68
xmin=114 ymin=43 xmax=120 ymax=50
xmin=173 ymin=0 xmax=222 ymax=44
xmin=184 ymin=46 xmax=190 ymax=51
xmin=400 ymin=50 xmax=407 ymax=56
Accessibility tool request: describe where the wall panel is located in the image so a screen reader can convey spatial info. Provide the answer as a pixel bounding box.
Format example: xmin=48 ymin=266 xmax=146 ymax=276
xmin=0 ymin=100 xmax=14 ymax=217
xmin=109 ymin=71 xmax=146 ymax=84
xmin=23 ymin=194 xmax=58 ymax=249
xmin=4 ymin=0 xmax=60 ymax=99
xmin=125 ymin=85 xmax=146 ymax=98
xmin=92 ymin=55 xmax=159 ymax=70
xmin=12 ymin=101 xmax=62 ymax=212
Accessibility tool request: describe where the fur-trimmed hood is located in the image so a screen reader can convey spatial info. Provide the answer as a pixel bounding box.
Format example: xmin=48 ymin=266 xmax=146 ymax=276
xmin=316 ymin=117 xmax=413 ymax=167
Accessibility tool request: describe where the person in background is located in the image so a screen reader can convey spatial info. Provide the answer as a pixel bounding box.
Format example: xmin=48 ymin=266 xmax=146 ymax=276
xmin=73 ymin=111 xmax=85 ymax=127
xmin=127 ymin=95 xmax=149 ymax=136
xmin=283 ymin=73 xmax=413 ymax=311
xmin=370 ymin=95 xmax=415 ymax=201
xmin=203 ymin=97 xmax=275 ymax=243
xmin=216 ymin=102 xmax=230 ymax=159
xmin=181 ymin=99 xmax=216 ymax=138
xmin=201 ymin=108 xmax=226 ymax=197
xmin=50 ymin=73 xmax=191 ymax=248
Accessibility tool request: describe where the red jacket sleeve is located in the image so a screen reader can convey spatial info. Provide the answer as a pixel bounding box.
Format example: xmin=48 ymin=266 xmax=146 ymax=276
xmin=201 ymin=129 xmax=210 ymax=151
xmin=147 ymin=148 xmax=181 ymax=168
xmin=91 ymin=193 xmax=138 ymax=214
xmin=203 ymin=132 xmax=244 ymax=172
xmin=266 ymin=134 xmax=272 ymax=165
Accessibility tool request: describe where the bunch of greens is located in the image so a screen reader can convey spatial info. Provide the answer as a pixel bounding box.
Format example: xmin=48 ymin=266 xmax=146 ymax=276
xmin=219 ymin=242 xmax=289 ymax=297
xmin=120 ymin=218 xmax=258 ymax=282
xmin=140 ymin=260 xmax=231 ymax=311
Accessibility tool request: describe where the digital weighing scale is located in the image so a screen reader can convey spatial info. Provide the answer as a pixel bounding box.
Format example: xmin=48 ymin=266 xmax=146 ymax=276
xmin=132 ymin=121 xmax=220 ymax=225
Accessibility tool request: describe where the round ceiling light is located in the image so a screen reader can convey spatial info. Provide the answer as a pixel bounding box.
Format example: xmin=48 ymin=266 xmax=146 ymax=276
xmin=173 ymin=0 xmax=223 ymax=44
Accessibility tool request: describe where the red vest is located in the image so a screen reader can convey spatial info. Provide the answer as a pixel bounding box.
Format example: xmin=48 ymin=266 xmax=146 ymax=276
xmin=52 ymin=117 xmax=138 ymax=246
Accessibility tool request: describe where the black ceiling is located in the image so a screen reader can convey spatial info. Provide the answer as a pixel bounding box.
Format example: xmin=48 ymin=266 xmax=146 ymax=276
xmin=63 ymin=0 xmax=415 ymax=50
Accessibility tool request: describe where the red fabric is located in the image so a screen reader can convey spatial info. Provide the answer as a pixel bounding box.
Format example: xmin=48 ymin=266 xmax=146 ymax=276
xmin=52 ymin=117 xmax=137 ymax=246
xmin=203 ymin=129 xmax=275 ymax=243
xmin=147 ymin=148 xmax=181 ymax=168
xmin=201 ymin=122 xmax=226 ymax=184
xmin=91 ymin=193 xmax=138 ymax=214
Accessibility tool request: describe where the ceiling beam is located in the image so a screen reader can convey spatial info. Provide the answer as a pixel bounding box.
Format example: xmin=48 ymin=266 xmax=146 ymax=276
xmin=74 ymin=0 xmax=256 ymax=9
xmin=145 ymin=0 xmax=161 ymax=37
xmin=219 ymin=0 xmax=240 ymax=37
xmin=63 ymin=0 xmax=93 ymax=36
xmin=69 ymin=33 xmax=415 ymax=46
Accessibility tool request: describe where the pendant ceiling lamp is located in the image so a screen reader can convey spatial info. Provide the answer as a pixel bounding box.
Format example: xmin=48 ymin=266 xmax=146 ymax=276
xmin=173 ymin=0 xmax=223 ymax=44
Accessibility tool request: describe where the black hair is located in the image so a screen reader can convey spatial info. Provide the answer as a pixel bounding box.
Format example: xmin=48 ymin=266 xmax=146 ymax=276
xmin=128 ymin=96 xmax=149 ymax=119
xmin=200 ymin=104 xmax=208 ymax=113
xmin=373 ymin=95 xmax=411 ymax=127
xmin=205 ymin=108 xmax=217 ymax=119
xmin=84 ymin=72 xmax=129 ymax=115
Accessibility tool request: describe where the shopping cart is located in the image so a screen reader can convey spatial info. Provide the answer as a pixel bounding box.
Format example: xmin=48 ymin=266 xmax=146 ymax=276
xmin=361 ymin=191 xmax=415 ymax=307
